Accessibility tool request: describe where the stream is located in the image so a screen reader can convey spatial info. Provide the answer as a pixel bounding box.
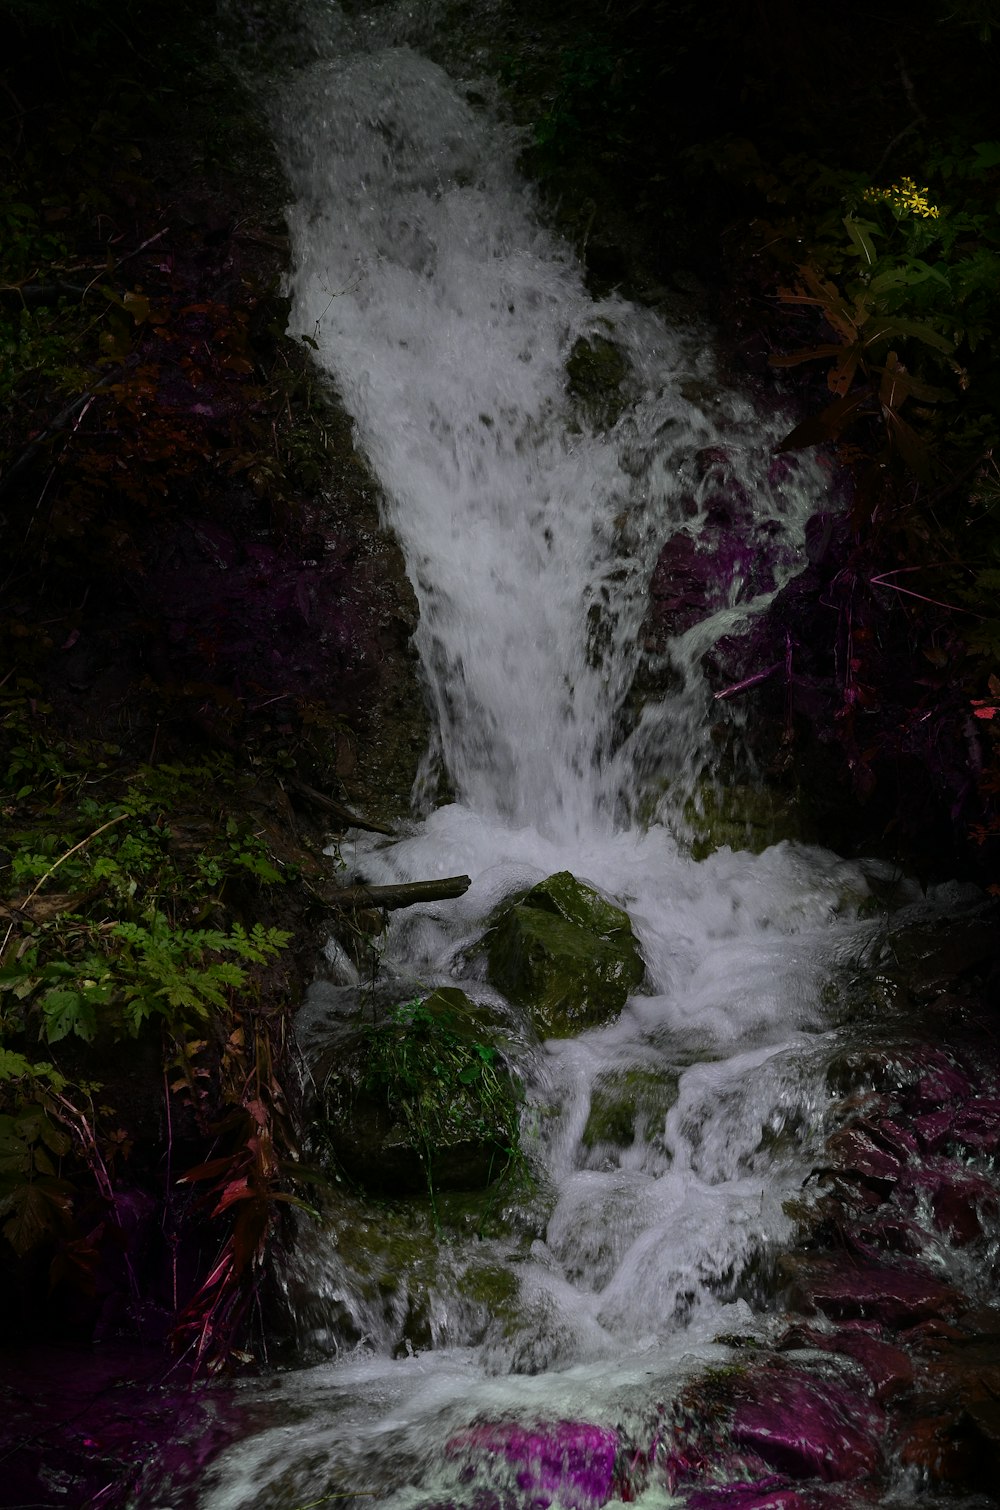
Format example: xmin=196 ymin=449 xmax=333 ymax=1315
xmin=174 ymin=6 xmax=988 ymax=1507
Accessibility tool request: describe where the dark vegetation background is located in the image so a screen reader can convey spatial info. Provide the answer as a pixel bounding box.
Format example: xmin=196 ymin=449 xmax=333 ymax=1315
xmin=1 ymin=0 xmax=999 ymax=1418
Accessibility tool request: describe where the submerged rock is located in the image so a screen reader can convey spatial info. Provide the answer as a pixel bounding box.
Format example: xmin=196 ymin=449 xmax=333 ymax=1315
xmin=776 ymin=1324 xmax=914 ymax=1402
xmin=444 ymin=1420 xmax=622 ymax=1509
xmin=582 ymin=1065 xmax=679 ymax=1150
xmin=729 ymin=1368 xmax=883 ymax=1482
xmin=684 ymin=1478 xmax=851 ymax=1510
xmin=779 ymin=1252 xmax=962 ymax=1329
xmin=566 ymin=333 xmax=628 ymax=429
xmin=485 ymin=871 xmax=645 ymax=1038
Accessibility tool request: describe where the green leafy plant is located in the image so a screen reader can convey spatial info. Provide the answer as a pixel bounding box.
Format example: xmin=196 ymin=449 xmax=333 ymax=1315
xmin=360 ymin=994 xmax=525 ymax=1225
xmin=768 ymin=148 xmax=1000 ymax=477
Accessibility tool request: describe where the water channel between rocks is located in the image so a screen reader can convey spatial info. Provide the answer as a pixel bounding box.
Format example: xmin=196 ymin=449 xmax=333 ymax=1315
xmin=176 ymin=7 xmax=990 ymax=1508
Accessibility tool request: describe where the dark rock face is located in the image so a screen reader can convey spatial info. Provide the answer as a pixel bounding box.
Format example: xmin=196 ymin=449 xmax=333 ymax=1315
xmin=643 ymin=469 xmax=795 ymax=654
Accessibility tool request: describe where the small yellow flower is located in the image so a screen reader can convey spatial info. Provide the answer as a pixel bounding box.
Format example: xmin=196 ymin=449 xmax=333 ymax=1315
xmin=863 ymin=175 xmax=940 ymax=218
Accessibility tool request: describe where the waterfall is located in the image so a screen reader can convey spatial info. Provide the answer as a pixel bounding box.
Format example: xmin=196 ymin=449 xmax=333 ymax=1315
xmin=188 ymin=9 xmax=928 ymax=1508
xmin=278 ymin=34 xmax=819 ymax=836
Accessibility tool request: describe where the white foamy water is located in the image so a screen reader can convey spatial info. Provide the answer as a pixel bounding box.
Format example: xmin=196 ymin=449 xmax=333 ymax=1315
xmin=187 ymin=10 xmax=921 ymax=1509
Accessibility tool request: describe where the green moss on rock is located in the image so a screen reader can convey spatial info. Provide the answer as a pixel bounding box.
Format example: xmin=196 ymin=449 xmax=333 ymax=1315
xmin=566 ymin=333 xmax=628 ymax=428
xmin=582 ymin=1065 xmax=679 ymax=1149
xmin=486 ymin=870 xmax=645 ymax=1038
xmin=321 ymin=987 xmax=523 ymax=1197
xmin=685 ymin=784 xmax=811 ymax=859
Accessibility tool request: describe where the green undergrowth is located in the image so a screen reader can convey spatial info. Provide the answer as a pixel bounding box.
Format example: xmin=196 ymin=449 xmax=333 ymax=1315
xmin=717 ymin=136 xmax=1000 ymax=865
xmin=353 ymin=992 xmax=528 ymax=1233
xmin=0 ymin=695 xmax=309 ymax=1350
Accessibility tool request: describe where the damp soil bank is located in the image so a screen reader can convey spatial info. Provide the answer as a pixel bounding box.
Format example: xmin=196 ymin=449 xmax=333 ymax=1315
xmin=0 ymin=0 xmax=427 ymax=1471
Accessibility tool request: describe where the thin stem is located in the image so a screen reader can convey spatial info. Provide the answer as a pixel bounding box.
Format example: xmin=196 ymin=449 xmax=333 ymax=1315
xmin=21 ymin=812 xmax=128 ymax=909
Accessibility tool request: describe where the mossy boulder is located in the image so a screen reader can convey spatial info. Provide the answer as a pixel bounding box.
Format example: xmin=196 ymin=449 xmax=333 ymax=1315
xmin=582 ymin=1066 xmax=680 ymax=1150
xmin=566 ymin=333 xmax=628 ymax=428
xmin=485 ymin=871 xmax=645 ymax=1039
xmin=320 ymin=987 xmax=522 ymax=1196
xmin=685 ymin=784 xmax=811 ymax=859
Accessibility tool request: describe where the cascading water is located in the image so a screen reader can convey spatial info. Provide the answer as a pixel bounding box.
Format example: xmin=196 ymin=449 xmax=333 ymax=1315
xmin=185 ymin=9 xmax=955 ymax=1508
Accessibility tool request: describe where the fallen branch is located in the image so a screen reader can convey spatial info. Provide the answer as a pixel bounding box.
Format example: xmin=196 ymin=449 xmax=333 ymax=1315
xmin=713 ymin=661 xmax=782 ymax=701
xmin=19 ymin=814 xmax=127 ymax=911
xmin=322 ymin=876 xmax=472 ymax=911
xmin=287 ymin=779 xmax=395 ymax=836
xmin=870 ymin=568 xmax=982 ymax=617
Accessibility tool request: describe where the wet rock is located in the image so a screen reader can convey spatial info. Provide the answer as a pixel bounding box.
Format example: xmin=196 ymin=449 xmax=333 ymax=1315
xmin=685 ymin=784 xmax=809 ymax=859
xmin=683 ymin=1476 xmax=801 ymax=1510
xmin=647 ymin=531 xmax=716 ymax=640
xmin=779 ymin=1252 xmax=962 ymax=1329
xmin=824 ymin=1040 xmax=972 ymax=1110
xmin=912 ymin=1107 xmax=954 ymax=1153
xmin=888 ymin=916 xmax=1000 ymax=999
xmin=837 ymin=1212 xmax=926 ymax=1257
xmin=823 ymin=1125 xmax=903 ymax=1192
xmin=904 ymin=1054 xmax=974 ymax=1112
xmin=956 ymin=1306 xmax=1000 ymax=1339
xmin=319 ymin=987 xmax=522 ymax=1194
xmin=776 ymin=1323 xmax=914 ymax=1401
xmin=582 ymin=1065 xmax=679 ymax=1151
xmin=566 ymin=334 xmax=628 ymax=429
xmin=911 ymin=1167 xmax=1000 ymax=1245
xmin=485 ymin=871 xmax=645 ymax=1038
xmin=684 ymin=1481 xmax=853 ymax=1510
xmin=729 ymin=1368 xmax=883 ymax=1482
xmin=909 ymin=1332 xmax=1000 ymax=1412
xmin=894 ymin=1414 xmax=979 ymax=1485
xmin=866 ymin=1115 xmax=920 ymax=1160
xmin=947 ymin=1097 xmax=1000 ymax=1157
xmin=444 ymin=1420 xmax=621 ymax=1509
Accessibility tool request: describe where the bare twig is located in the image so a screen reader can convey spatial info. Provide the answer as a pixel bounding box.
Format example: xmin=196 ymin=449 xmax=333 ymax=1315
xmin=20 ymin=812 xmax=128 ymax=910
xmin=81 ymin=227 xmax=170 ymax=301
xmin=0 ymin=364 xmax=127 ymax=502
xmin=870 ymin=566 xmax=983 ymax=616
xmin=713 ymin=661 xmax=783 ymax=701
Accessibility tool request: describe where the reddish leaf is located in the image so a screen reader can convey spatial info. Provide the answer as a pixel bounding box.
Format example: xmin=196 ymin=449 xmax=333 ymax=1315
xmin=178 ymin=1154 xmax=244 ymax=1185
xmin=770 ymin=343 xmax=845 ymax=368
